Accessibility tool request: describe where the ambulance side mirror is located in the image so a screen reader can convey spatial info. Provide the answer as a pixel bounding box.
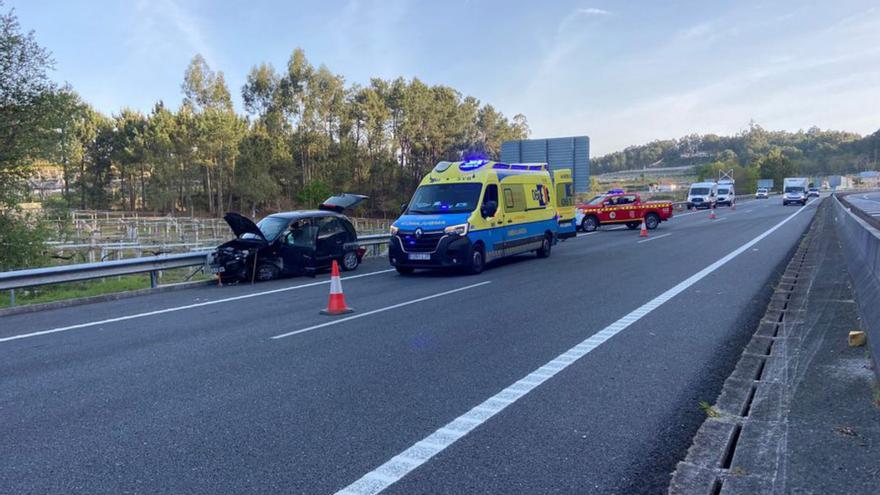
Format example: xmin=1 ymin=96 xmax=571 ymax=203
xmin=400 ymin=202 xmax=408 ymax=214
xmin=481 ymin=201 xmax=498 ymax=218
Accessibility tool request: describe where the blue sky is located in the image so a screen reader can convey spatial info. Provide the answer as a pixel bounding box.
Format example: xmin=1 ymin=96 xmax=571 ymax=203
xmin=9 ymin=0 xmax=880 ymax=155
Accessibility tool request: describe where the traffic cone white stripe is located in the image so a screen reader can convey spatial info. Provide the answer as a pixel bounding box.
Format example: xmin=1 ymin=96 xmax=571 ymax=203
xmin=330 ymin=275 xmax=342 ymax=294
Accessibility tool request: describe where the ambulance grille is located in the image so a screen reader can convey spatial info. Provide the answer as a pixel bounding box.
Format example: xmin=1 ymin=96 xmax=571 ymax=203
xmin=397 ymin=232 xmax=444 ymax=252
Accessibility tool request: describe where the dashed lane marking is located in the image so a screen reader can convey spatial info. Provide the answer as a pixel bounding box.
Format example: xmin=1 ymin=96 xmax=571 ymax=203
xmin=0 ymin=269 xmax=397 ymax=344
xmin=271 ymin=281 xmax=491 ymax=340
xmin=637 ymin=233 xmax=672 ymax=243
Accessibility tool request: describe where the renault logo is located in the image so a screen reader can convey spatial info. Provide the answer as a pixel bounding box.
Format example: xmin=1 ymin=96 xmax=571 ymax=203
xmin=415 ymin=228 xmax=423 ymax=239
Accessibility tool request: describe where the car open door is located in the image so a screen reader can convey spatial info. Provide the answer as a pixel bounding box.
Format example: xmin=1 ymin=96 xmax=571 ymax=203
xmin=319 ymin=193 xmax=368 ymax=213
xmin=315 ymin=217 xmax=348 ymax=267
xmin=553 ymin=170 xmax=576 ymax=239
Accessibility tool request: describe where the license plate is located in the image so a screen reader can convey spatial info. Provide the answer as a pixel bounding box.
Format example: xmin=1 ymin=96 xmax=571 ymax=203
xmin=210 ymin=266 xmax=225 ymax=273
xmin=408 ymin=253 xmax=430 ymax=261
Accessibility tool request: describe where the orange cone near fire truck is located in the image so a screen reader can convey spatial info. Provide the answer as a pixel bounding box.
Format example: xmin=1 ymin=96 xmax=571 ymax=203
xmin=709 ymin=207 xmax=716 ymax=220
xmin=321 ymin=260 xmax=353 ymax=315
xmin=639 ymin=220 xmax=648 ymax=237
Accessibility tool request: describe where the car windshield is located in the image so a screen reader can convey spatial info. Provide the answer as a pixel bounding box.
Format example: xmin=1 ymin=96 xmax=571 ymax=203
xmin=758 ymin=189 xmax=767 ymax=192
xmin=407 ymin=183 xmax=483 ymax=214
xmin=690 ymin=187 xmax=710 ymax=195
xmin=785 ymin=186 xmax=805 ymax=193
xmin=586 ymin=195 xmax=607 ymax=206
xmin=718 ymin=188 xmax=729 ymax=194
xmin=242 ymin=216 xmax=288 ymax=240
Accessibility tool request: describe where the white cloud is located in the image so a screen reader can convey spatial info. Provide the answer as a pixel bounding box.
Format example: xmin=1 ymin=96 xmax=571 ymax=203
xmin=129 ymin=0 xmax=215 ymax=64
xmin=577 ymin=8 xmax=610 ymax=16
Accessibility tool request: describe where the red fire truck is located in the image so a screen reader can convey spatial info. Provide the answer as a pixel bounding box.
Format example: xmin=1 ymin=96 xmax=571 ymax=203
xmin=575 ymin=190 xmax=674 ymax=232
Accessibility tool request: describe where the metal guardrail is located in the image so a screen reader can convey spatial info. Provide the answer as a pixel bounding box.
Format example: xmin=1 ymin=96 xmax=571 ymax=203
xmin=0 ymin=234 xmax=393 ymax=305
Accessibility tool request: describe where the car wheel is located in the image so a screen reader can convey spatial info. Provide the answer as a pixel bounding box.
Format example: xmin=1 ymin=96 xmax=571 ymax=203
xmin=341 ymin=251 xmax=359 ymax=271
xmin=467 ymin=246 xmax=485 ymax=274
xmin=626 ymin=222 xmax=640 ymax=230
xmin=395 ymin=266 xmax=414 ymax=275
xmin=255 ymin=262 xmax=279 ymax=282
xmin=581 ymin=216 xmax=599 ymax=232
xmin=536 ymin=235 xmax=552 ymax=258
xmin=645 ymin=213 xmax=661 ymax=230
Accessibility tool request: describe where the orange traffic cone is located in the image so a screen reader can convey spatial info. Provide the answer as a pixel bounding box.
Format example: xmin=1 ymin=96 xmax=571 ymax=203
xmin=731 ymin=201 xmax=736 ymax=210
xmin=321 ymin=260 xmax=353 ymax=315
xmin=639 ymin=220 xmax=648 ymax=237
xmin=709 ymin=206 xmax=717 ymax=219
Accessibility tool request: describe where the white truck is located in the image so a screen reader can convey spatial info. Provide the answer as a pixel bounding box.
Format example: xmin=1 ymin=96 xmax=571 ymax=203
xmin=782 ymin=177 xmax=808 ymax=206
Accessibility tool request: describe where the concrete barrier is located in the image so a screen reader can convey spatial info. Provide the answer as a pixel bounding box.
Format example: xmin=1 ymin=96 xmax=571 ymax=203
xmin=832 ymin=194 xmax=880 ymax=373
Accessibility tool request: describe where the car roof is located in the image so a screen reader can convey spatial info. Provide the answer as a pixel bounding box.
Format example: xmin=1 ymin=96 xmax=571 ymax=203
xmin=266 ymin=210 xmax=349 ymax=221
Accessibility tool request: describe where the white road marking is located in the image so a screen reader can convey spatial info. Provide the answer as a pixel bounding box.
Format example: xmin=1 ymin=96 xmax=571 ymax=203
xmin=272 ymin=281 xmax=491 ymax=340
xmin=0 ymin=269 xmax=397 ymax=344
xmin=334 ymin=201 xmax=816 ymax=495
xmin=637 ymin=233 xmax=672 ymax=243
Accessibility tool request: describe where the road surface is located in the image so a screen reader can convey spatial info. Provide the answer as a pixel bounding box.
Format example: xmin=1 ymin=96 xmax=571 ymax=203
xmin=0 ymin=197 xmax=820 ymax=494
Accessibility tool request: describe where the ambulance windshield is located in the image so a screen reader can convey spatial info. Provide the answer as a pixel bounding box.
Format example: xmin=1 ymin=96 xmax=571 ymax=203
xmin=407 ymin=183 xmax=483 ymax=214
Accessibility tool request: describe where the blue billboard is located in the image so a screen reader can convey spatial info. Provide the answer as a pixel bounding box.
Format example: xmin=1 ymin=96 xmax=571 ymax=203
xmin=501 ymin=136 xmax=590 ymax=193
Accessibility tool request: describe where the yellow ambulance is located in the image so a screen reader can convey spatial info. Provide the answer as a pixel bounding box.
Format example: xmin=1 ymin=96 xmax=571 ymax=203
xmin=389 ymin=160 xmax=575 ymax=274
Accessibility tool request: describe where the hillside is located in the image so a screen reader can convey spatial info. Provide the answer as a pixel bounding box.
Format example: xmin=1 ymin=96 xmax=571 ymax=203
xmin=593 ymin=124 xmax=879 ymax=178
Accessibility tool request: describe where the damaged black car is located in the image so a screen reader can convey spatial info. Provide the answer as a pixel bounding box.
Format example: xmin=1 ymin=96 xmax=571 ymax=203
xmin=209 ymin=194 xmax=367 ymax=283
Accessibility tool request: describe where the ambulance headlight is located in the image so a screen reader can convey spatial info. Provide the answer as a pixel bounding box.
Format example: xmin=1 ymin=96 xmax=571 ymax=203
xmin=444 ymin=223 xmax=469 ymax=236
xmin=390 ymin=225 xmax=399 ymax=235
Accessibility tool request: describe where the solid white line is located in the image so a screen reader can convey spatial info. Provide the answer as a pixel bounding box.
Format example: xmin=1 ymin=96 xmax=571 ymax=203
xmin=334 ymin=201 xmax=816 ymax=495
xmin=637 ymin=233 xmax=672 ymax=243
xmin=271 ymin=281 xmax=492 ymax=340
xmin=0 ymin=269 xmax=397 ymax=344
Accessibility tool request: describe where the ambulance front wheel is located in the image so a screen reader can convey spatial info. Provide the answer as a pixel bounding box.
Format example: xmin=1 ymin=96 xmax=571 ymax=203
xmin=466 ymin=245 xmax=485 ymax=274
xmin=536 ymin=235 xmax=552 ymax=258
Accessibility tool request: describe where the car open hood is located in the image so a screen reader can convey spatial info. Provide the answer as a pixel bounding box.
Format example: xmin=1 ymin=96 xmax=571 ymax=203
xmin=223 ymin=212 xmax=266 ymax=241
xmin=319 ymin=193 xmax=368 ymax=213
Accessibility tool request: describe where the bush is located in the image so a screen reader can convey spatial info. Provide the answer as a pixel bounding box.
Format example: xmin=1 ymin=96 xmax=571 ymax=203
xmin=0 ymin=212 xmax=50 ymax=271
xmin=41 ymin=195 xmax=70 ymax=217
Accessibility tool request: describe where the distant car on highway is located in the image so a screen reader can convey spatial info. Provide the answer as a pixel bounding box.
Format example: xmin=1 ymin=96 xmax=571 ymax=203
xmin=756 ymin=188 xmax=769 ymax=199
xmin=687 ymin=181 xmax=718 ymax=209
xmin=210 ymin=194 xmax=367 ymax=283
xmin=808 ymin=187 xmax=820 ymax=197
xmin=575 ymin=190 xmax=673 ymax=232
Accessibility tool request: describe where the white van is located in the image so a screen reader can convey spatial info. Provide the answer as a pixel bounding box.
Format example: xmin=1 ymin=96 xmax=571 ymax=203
xmin=687 ymin=182 xmax=717 ymax=209
xmin=716 ymin=180 xmax=735 ymax=207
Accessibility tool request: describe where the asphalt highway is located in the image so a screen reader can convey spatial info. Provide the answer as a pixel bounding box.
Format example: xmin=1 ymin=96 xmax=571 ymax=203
xmin=0 ymin=196 xmax=821 ymax=494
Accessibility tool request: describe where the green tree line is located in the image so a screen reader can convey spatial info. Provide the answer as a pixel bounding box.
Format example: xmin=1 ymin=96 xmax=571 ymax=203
xmin=593 ymin=122 xmax=880 ymax=183
xmin=42 ymin=50 xmax=529 ymax=218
